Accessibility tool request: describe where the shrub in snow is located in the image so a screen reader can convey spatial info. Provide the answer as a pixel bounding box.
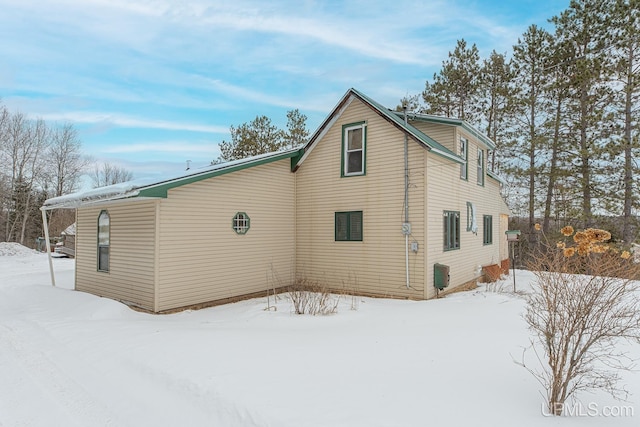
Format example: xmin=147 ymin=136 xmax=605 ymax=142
xmin=287 ymin=279 xmax=339 ymax=315
xmin=521 ymin=226 xmax=640 ymax=416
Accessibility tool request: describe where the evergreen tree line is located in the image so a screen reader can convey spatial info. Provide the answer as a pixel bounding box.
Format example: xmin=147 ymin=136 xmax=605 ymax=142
xmin=401 ymin=0 xmax=639 ymax=243
xmin=215 ymin=109 xmax=309 ymax=163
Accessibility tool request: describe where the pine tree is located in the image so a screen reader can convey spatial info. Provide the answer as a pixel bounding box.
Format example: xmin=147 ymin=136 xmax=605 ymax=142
xmin=551 ymin=0 xmax=612 ymax=226
xmin=509 ymin=25 xmax=553 ymax=236
xmin=609 ymin=0 xmax=640 ymax=242
xmin=217 ymin=110 xmax=309 ymax=162
xmin=218 ymin=115 xmax=285 ymax=162
xmin=478 ymin=50 xmax=516 ymax=171
xmin=542 ymin=38 xmax=575 ymax=232
xmin=422 ymin=39 xmax=482 ymax=123
xmin=284 ymin=109 xmax=309 ymax=149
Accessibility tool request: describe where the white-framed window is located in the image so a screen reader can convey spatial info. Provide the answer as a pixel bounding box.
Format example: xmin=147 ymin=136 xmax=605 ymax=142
xmin=477 ymin=148 xmax=485 ymax=186
xmin=97 ymin=210 xmax=110 ymax=272
xmin=342 ymin=122 xmax=366 ymax=176
xmin=232 ymin=212 xmax=250 ymax=235
xmin=460 ymin=137 xmax=468 ymax=180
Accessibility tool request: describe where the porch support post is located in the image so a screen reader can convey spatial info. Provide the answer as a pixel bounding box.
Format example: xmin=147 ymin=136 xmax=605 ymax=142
xmin=41 ymin=207 xmax=56 ymax=287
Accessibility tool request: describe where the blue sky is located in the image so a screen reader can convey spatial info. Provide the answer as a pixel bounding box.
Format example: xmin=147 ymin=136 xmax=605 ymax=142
xmin=0 ymin=0 xmax=569 ymax=183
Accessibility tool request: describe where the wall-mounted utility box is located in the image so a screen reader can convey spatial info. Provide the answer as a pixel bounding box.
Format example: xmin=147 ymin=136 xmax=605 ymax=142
xmin=434 ymin=263 xmax=450 ymax=290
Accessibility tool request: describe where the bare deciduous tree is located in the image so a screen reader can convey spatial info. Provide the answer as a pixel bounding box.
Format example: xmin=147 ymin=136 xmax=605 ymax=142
xmin=90 ymin=162 xmax=133 ymax=188
xmin=0 ymin=103 xmax=88 ymax=244
xmin=520 ymin=227 xmax=640 ymax=416
xmin=0 ymin=111 xmax=50 ymax=244
xmin=45 ymin=123 xmax=89 ymax=197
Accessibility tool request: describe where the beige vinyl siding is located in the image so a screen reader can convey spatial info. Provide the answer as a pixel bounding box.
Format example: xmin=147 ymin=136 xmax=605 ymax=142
xmin=296 ymin=98 xmax=425 ymax=298
xmin=410 ymin=121 xmax=456 ymax=152
xmin=75 ymin=199 xmax=158 ymax=310
xmin=424 ymin=137 xmax=504 ymax=299
xmin=156 ymin=159 xmax=295 ymax=311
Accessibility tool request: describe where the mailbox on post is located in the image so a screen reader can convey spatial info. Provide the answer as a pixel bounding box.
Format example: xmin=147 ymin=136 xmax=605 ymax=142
xmin=505 ymin=230 xmax=521 ymax=291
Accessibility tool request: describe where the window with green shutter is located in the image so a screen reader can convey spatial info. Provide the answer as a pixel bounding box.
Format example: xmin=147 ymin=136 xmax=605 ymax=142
xmin=477 ymin=148 xmax=485 ymax=186
xmin=443 ymin=210 xmax=460 ymax=251
xmin=483 ymin=215 xmax=493 ymax=245
xmin=460 ymin=137 xmax=468 ymax=180
xmin=335 ymin=211 xmax=363 ymax=241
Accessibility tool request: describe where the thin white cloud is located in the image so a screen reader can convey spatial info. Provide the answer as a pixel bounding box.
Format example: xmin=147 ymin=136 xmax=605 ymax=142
xmin=101 ymin=141 xmax=220 ymax=155
xmin=12 ymin=0 xmax=458 ymax=65
xmin=37 ymin=111 xmax=228 ymax=134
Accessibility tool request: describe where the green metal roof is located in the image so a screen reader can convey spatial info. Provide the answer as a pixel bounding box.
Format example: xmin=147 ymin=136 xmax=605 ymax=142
xmin=295 ymin=88 xmax=465 ymax=168
xmin=348 ymin=89 xmax=464 ymax=163
xmin=396 ymin=111 xmax=497 ymax=150
xmin=137 ymin=149 xmax=303 ymax=198
xmin=43 ymin=148 xmax=303 ymax=209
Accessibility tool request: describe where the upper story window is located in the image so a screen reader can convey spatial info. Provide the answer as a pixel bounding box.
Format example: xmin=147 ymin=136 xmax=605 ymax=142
xmin=477 ymin=148 xmax=485 ymax=186
xmin=232 ymin=212 xmax=250 ymax=235
xmin=97 ymin=210 xmax=110 ymax=272
xmin=460 ymin=137 xmax=468 ymax=180
xmin=342 ymin=122 xmax=366 ymax=176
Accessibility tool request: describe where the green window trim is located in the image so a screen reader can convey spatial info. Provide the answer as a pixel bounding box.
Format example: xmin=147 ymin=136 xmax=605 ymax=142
xmin=97 ymin=210 xmax=110 ymax=272
xmin=443 ymin=210 xmax=460 ymax=251
xmin=341 ymin=121 xmax=366 ymax=177
xmin=460 ymin=137 xmax=468 ymax=180
xmin=335 ymin=211 xmax=363 ymax=241
xmin=232 ymin=212 xmax=250 ymax=235
xmin=483 ymin=215 xmax=493 ymax=245
xmin=477 ymin=148 xmax=485 ymax=186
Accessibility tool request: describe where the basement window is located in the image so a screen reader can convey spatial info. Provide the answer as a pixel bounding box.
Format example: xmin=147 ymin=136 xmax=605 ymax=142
xmin=335 ymin=211 xmax=363 ymax=241
xmin=232 ymin=212 xmax=250 ymax=235
xmin=97 ymin=210 xmax=110 ymax=272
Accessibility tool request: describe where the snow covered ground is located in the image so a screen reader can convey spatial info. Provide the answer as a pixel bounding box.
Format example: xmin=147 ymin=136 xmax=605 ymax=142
xmin=1 ymin=245 xmax=638 ymax=426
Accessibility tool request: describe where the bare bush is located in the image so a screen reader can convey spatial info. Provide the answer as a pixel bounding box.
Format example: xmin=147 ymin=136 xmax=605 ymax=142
xmin=287 ymin=279 xmax=339 ymax=315
xmin=521 ymin=226 xmax=640 ymax=416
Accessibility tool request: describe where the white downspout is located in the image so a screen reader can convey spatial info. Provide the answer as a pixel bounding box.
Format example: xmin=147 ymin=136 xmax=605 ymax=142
xmin=41 ymin=207 xmax=56 ymax=287
xmin=404 ymin=105 xmax=410 ymax=289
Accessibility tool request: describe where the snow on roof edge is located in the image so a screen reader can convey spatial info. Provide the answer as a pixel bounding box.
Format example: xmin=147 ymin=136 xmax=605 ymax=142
xmin=43 ymin=148 xmax=301 ymax=210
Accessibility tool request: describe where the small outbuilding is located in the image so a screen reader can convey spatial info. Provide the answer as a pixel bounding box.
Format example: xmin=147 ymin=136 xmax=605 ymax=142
xmin=54 ymin=223 xmax=76 ymax=257
xmin=43 ymin=88 xmax=510 ymax=312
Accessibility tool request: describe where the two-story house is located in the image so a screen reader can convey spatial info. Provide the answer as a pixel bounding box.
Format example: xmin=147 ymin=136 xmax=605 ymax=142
xmin=43 ymin=88 xmax=510 ymax=312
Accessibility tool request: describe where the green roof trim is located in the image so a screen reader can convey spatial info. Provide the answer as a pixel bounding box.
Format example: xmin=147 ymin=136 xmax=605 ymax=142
xmin=399 ymin=112 xmax=497 ymax=150
xmin=290 ymin=147 xmax=305 ymax=170
xmin=348 ymin=89 xmax=463 ymax=164
xmin=138 ymin=150 xmax=300 ymax=199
